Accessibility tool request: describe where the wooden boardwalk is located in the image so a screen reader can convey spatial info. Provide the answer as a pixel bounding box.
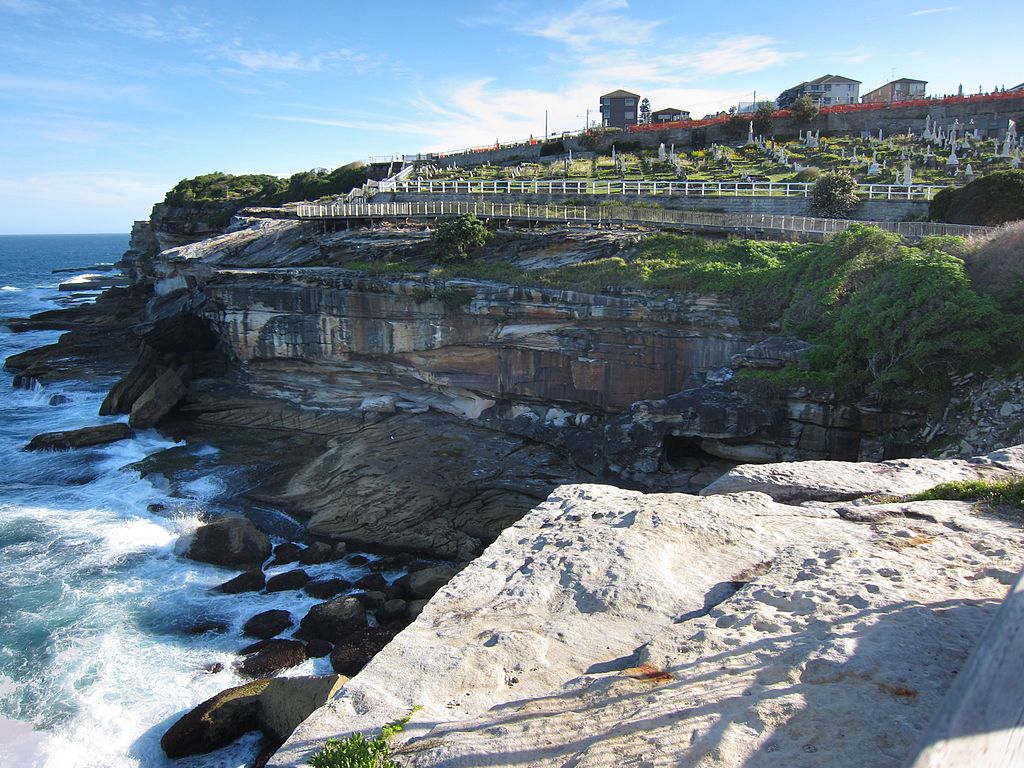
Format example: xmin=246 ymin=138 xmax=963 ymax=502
xmin=295 ymin=200 xmax=990 ymax=241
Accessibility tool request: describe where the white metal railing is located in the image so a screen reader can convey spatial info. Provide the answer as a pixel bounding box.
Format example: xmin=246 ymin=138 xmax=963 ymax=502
xmin=294 ymin=201 xmax=989 ymax=239
xmin=385 ymin=178 xmax=945 ymax=201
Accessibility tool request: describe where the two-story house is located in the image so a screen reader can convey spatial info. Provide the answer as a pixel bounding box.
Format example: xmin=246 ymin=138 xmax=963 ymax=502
xmin=777 ymin=75 xmax=861 ymax=108
xmin=861 ymin=78 xmax=928 ymax=104
xmin=599 ymin=90 xmax=641 ymax=129
xmin=650 ymin=107 xmax=691 ymax=123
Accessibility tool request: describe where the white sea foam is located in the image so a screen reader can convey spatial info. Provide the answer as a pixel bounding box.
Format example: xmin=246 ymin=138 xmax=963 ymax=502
xmin=0 ymin=242 xmax=383 ymax=767
xmin=58 ymin=274 xmax=103 ymax=286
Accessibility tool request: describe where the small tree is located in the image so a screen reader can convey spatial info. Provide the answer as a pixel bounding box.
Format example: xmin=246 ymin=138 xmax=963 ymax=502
xmin=790 ymin=94 xmax=819 ymax=125
xmin=638 ymin=98 xmax=651 ymax=125
xmin=811 ymin=170 xmax=859 ymax=218
xmin=429 ymin=215 xmax=491 ymax=263
xmin=752 ymin=101 xmax=775 ymax=137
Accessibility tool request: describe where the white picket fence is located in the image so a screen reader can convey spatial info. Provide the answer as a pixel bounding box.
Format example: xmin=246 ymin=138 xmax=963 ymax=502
xmin=295 ymin=200 xmax=989 ymax=239
xmin=379 ymin=178 xmax=945 ymax=201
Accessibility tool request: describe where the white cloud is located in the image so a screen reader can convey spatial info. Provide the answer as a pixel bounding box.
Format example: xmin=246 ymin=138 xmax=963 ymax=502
xmin=829 ymin=46 xmax=874 ymax=65
xmin=523 ymin=0 xmax=659 ymax=50
xmin=906 ymin=6 xmax=958 ymax=16
xmin=690 ymin=36 xmax=797 ymax=75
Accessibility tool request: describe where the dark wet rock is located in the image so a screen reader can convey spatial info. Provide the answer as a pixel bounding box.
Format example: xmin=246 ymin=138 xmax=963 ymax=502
xmin=303 ymin=577 xmax=352 ymax=600
xmin=328 ymin=626 xmax=399 ymax=677
xmin=265 ymin=569 xmax=310 ymax=593
xmin=239 ymin=639 xmax=270 ymax=656
xmin=386 ymin=575 xmax=411 ymax=600
xmin=129 ymin=367 xmax=187 ymax=428
xmin=215 ymin=569 xmax=266 ymax=594
xmin=296 ymin=597 xmax=367 ymax=642
xmin=203 ymin=662 xmax=225 ymax=674
xmin=331 ymin=542 xmax=348 ymax=560
xmin=100 ymin=343 xmax=162 ymax=416
xmin=297 ymin=541 xmax=336 ymax=565
xmin=186 ymin=619 xmax=229 ymax=635
xmin=355 ymin=591 xmax=386 ymax=611
xmin=367 ymin=552 xmax=415 ymax=572
xmin=237 ymin=639 xmax=308 ymax=678
xmin=47 ymin=394 xmax=69 ymax=406
xmin=379 ymin=599 xmax=408 ymax=623
xmin=242 ymin=610 xmax=293 ymax=640
xmin=407 ymin=565 xmax=459 ymax=599
xmin=304 ymin=640 xmax=333 ymax=658
xmin=347 ymin=554 xmax=370 ymax=566
xmin=160 ymin=678 xmax=271 ymax=758
xmin=407 ymin=599 xmax=429 ymax=621
xmin=354 ymin=573 xmax=387 ymax=592
xmin=160 ymin=674 xmax=345 ymax=758
xmin=270 ymin=542 xmax=303 ymax=566
xmin=184 ymin=517 xmax=271 ymax=569
xmin=25 ymin=423 xmax=132 ymax=451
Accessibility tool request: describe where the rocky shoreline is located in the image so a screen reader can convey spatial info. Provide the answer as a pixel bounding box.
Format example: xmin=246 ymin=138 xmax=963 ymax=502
xmin=4 ymin=211 xmax=1023 ymax=765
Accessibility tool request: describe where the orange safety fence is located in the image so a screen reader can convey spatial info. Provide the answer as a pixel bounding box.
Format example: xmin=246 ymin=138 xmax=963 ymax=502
xmin=625 ymin=91 xmax=1023 ymax=134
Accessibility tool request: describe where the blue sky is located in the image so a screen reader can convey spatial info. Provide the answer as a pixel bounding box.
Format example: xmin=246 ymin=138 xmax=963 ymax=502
xmin=0 ymin=0 xmax=1019 ymax=234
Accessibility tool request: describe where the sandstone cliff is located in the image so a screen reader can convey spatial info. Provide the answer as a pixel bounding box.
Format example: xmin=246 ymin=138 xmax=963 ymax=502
xmin=269 ymin=447 xmax=1024 ymax=768
xmin=80 ymin=211 xmax=938 ymax=555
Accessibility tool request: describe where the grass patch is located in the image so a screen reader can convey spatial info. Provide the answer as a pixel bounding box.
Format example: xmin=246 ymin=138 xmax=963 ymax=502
xmin=309 ymin=707 xmax=422 ymax=768
xmin=907 ymin=478 xmax=1024 ymax=508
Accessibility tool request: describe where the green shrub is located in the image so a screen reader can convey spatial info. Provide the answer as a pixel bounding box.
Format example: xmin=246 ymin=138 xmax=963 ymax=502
xmin=929 ymin=170 xmax=1024 ymax=225
xmin=435 ymin=225 xmax=1016 ymax=402
xmin=810 ymin=170 xmax=859 ymax=218
xmin=790 ymin=94 xmax=819 ymax=125
xmin=539 ymin=139 xmax=565 ymax=157
xmin=907 ymin=478 xmax=1024 ymax=508
xmin=309 ymin=707 xmax=421 ymax=768
xmin=409 ymin=286 xmax=433 ymax=304
xmin=437 ymin=285 xmax=473 ymax=311
xmin=752 ymin=101 xmax=775 ymax=137
xmin=429 ymin=215 xmax=492 ymax=264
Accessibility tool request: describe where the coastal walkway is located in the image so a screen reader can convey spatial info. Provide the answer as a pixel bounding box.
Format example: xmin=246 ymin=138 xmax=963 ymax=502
xmin=381 ymin=178 xmax=946 ymax=201
xmin=295 ymin=200 xmax=989 ymax=241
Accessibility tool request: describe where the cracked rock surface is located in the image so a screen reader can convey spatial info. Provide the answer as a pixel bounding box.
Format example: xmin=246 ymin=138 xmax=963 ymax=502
xmin=269 ymin=448 xmax=1024 ymax=768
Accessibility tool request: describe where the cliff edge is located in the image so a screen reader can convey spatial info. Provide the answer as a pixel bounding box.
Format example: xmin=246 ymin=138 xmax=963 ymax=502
xmin=270 ymin=447 xmax=1024 ymax=767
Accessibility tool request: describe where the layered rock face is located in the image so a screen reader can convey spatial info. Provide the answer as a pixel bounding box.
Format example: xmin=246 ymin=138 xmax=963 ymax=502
xmin=103 ymin=215 xmax=930 ymax=554
xmin=270 ymin=447 xmax=1024 ymax=768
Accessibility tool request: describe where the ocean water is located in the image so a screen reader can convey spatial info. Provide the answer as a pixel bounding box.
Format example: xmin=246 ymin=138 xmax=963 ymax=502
xmin=0 ymin=235 xmax=375 ymax=767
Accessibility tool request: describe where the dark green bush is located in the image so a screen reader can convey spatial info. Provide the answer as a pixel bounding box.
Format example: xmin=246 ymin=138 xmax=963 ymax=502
xmin=752 ymin=102 xmax=775 ymax=137
xmin=928 ymin=170 xmax=1024 ymax=225
xmin=790 ymin=94 xmax=819 ymax=125
xmin=539 ymin=139 xmax=565 ymax=157
xmin=810 ymin=170 xmax=859 ymax=218
xmin=429 ymin=215 xmax=491 ymax=263
xmin=437 ymin=285 xmax=473 ymax=311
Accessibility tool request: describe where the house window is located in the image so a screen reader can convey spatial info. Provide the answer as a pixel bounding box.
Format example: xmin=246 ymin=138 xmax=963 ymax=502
xmin=825 ymin=84 xmax=832 ymax=91
xmin=601 ymin=98 xmax=609 ymax=105
xmin=625 ymin=99 xmax=635 ymax=106
xmin=625 ymin=111 xmax=635 ymax=119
